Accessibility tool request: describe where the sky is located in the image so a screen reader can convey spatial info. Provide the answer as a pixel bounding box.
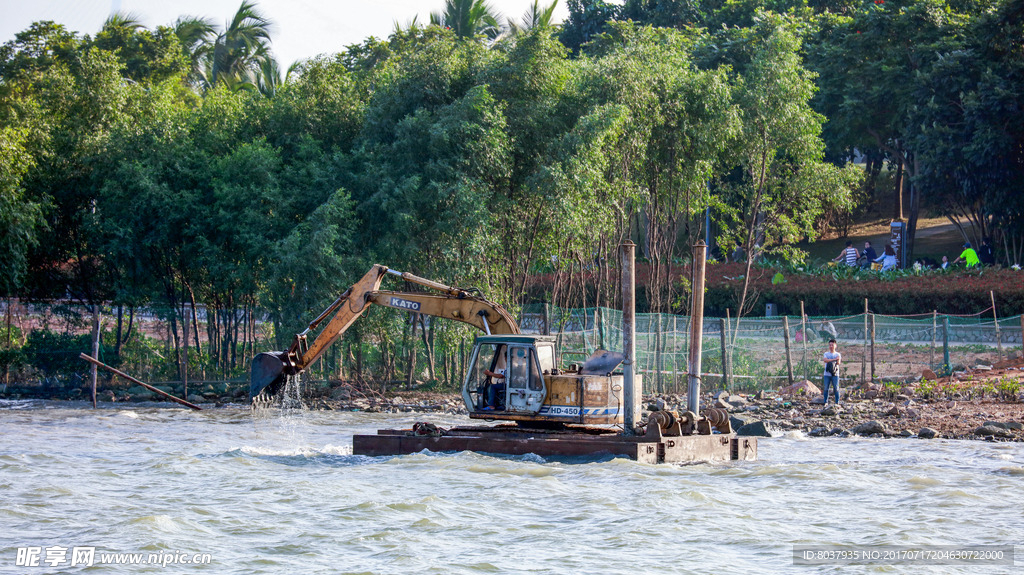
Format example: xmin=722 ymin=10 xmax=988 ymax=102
xmin=0 ymin=0 xmax=573 ymax=67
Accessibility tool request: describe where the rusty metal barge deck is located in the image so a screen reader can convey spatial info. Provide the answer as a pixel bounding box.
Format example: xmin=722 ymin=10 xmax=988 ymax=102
xmin=353 ymin=424 xmax=757 ymax=464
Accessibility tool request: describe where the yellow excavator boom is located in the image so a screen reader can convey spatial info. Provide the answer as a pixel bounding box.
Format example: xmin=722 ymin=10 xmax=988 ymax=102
xmin=250 ymin=265 xmax=518 ymax=400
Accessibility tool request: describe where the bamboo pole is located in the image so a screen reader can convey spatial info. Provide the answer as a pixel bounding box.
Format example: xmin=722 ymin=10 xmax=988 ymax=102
xmin=870 ymin=313 xmax=876 ymax=382
xmin=800 ymin=301 xmax=807 ymax=382
xmin=90 ymin=305 xmax=100 ymax=408
xmin=862 ymin=299 xmax=869 ymax=384
xmin=1020 ymin=314 xmax=1024 ymax=360
xmin=783 ymin=315 xmax=794 ymax=384
xmin=991 ymin=291 xmax=1003 ymax=361
xmin=79 ymin=353 xmax=202 ymax=410
xmin=942 ymin=316 xmax=950 ymax=373
xmin=719 ymin=318 xmax=731 ymax=390
xmin=930 ymin=310 xmax=937 ymax=368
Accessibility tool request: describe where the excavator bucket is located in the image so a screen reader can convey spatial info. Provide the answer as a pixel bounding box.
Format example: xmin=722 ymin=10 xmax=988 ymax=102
xmin=250 ymin=351 xmax=290 ymax=400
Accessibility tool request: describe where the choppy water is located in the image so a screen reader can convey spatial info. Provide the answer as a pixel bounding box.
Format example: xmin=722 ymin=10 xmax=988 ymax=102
xmin=1 ymin=400 xmax=1022 ymax=574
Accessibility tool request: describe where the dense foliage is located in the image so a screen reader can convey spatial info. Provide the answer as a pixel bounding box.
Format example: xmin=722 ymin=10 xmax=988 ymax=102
xmin=2 ymin=0 xmax=1020 ymax=387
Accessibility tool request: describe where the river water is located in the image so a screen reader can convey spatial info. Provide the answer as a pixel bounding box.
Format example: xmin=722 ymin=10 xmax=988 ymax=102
xmin=1 ymin=400 xmax=1021 ymax=574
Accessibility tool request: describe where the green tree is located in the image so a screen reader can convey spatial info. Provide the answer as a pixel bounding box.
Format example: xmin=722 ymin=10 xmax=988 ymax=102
xmin=716 ymin=14 xmax=860 ymax=319
xmin=507 ymin=1 xmax=562 ymax=35
xmin=0 ymin=127 xmax=45 ymax=295
xmin=91 ymin=13 xmax=188 ymax=84
xmin=807 ymin=0 xmax=969 ymax=259
xmin=430 ymin=0 xmax=504 ymax=39
xmin=574 ymin=23 xmax=740 ymax=311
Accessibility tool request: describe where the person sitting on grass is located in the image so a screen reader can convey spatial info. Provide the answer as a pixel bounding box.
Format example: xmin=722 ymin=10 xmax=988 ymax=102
xmin=874 ymin=245 xmax=898 ymax=271
xmin=953 ymin=242 xmax=980 ymax=268
xmin=833 ymin=241 xmax=859 ymax=267
xmin=859 ymin=241 xmax=877 ymax=269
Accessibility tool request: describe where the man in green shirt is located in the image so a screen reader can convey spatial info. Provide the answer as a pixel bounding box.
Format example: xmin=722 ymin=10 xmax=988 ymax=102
xmin=953 ymin=242 xmax=980 ymax=268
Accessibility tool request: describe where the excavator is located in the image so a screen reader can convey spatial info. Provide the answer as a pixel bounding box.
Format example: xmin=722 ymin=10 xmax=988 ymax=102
xmin=251 ymin=264 xmax=630 ymax=427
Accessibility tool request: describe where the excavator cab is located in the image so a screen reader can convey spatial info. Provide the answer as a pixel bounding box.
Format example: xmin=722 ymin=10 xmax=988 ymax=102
xmin=463 ymin=335 xmax=552 ymax=415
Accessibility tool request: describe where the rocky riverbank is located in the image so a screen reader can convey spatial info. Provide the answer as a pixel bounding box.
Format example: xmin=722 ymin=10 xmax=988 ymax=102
xmin=298 ymin=386 xmax=1024 ymax=442
xmin=4 ymin=368 xmax=1022 ymax=442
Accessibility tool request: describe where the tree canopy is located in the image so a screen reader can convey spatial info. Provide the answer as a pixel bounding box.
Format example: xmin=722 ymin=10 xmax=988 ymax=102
xmin=2 ymin=0 xmax=1021 ymax=380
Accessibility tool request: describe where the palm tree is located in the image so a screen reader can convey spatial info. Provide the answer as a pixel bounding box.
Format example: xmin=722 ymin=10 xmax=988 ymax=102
xmin=209 ymin=0 xmax=274 ymax=88
xmin=507 ymin=0 xmax=560 ymax=35
xmin=173 ymin=15 xmax=216 ymax=86
xmin=172 ymin=1 xmax=276 ymax=91
xmin=102 ymin=12 xmax=146 ymax=31
xmin=430 ymin=0 xmax=503 ymax=39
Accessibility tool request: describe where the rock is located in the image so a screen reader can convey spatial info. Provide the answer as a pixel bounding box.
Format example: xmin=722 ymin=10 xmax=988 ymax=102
xmin=736 ymin=420 xmax=781 ymax=437
xmin=865 ymin=390 xmax=879 ymax=399
xmin=727 ymin=395 xmax=749 ymax=407
xmin=895 ymin=394 xmax=911 ymax=401
xmin=852 ymin=420 xmax=887 ymax=435
xmin=899 ymin=430 xmax=914 ymax=437
xmin=821 ymin=405 xmax=839 ymax=416
xmin=918 ymin=427 xmax=938 ymax=439
xmin=655 ymin=397 xmax=668 ymax=411
xmin=809 ymin=427 xmax=830 ymax=437
xmin=729 ymin=414 xmax=760 ymax=430
xmin=905 ymin=408 xmax=920 ymax=418
xmin=779 ymin=380 xmax=821 ymax=396
xmin=1004 ymin=422 xmax=1023 ymax=431
xmin=714 ymin=398 xmax=733 ymax=409
xmin=330 ymin=387 xmax=351 ymax=400
xmin=975 ymin=425 xmax=1012 ymax=438
xmin=921 ymin=368 xmax=938 ymax=381
xmin=982 ymin=421 xmax=1008 ymax=429
xmin=187 ymin=394 xmax=203 ymax=403
xmin=127 ymin=386 xmax=155 ymax=401
xmin=201 ymin=391 xmax=219 ymax=399
xmin=885 ymin=405 xmax=902 ymax=417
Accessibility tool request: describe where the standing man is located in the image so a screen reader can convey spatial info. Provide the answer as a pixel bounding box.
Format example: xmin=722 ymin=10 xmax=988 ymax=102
xmin=978 ymin=238 xmax=995 ymax=266
xmin=822 ymin=339 xmax=841 ymax=405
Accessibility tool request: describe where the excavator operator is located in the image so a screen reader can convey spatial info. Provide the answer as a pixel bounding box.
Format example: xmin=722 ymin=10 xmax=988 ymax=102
xmin=483 ymin=368 xmax=505 ymax=411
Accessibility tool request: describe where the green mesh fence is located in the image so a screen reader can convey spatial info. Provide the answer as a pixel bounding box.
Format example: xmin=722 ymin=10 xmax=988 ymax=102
xmin=3 ymin=300 xmax=1022 ymax=397
xmin=521 ymin=304 xmax=1024 ymax=393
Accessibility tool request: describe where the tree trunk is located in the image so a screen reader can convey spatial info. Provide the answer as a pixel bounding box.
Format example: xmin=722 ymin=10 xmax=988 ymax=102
xmin=420 ymin=314 xmax=435 ymax=382
xmin=114 ymin=305 xmax=124 ymax=358
xmin=405 ymin=314 xmax=418 ymax=390
xmin=894 ymin=156 xmax=904 ymax=221
xmin=906 ymin=155 xmax=921 ymax=262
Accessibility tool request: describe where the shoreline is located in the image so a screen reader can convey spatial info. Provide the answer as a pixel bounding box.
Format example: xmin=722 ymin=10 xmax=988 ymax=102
xmin=3 ymin=388 xmax=1021 ymax=443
